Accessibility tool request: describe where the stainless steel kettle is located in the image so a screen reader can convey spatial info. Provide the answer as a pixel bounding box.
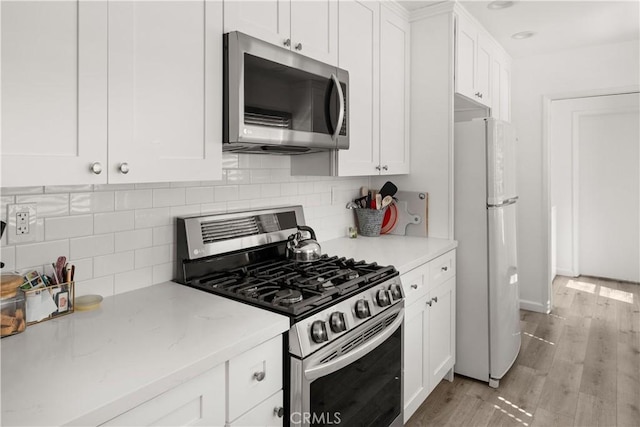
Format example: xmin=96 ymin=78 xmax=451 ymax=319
xmin=286 ymin=226 xmax=321 ymax=263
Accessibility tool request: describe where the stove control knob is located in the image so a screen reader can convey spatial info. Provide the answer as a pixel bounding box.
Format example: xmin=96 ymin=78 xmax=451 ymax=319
xmin=329 ymin=312 xmax=347 ymax=333
xmin=355 ymin=299 xmax=371 ymax=319
xmin=389 ymin=283 xmax=403 ymax=300
xmin=376 ymin=289 xmax=391 ymax=307
xmin=311 ymin=320 xmax=328 ymax=343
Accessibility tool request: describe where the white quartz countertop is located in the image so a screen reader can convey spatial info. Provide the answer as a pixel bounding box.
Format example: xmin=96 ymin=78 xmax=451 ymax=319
xmin=0 ymin=282 xmax=289 ymax=426
xmin=321 ymin=235 xmax=457 ymax=274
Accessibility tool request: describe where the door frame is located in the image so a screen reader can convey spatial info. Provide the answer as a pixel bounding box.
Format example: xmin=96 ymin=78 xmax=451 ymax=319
xmin=542 ymin=85 xmax=640 ymax=310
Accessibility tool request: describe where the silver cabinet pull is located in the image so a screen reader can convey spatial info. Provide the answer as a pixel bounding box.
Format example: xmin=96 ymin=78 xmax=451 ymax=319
xmin=253 ymin=371 xmax=266 ymax=382
xmin=119 ymin=162 xmax=130 ymax=174
xmin=295 ymin=42 xmax=302 ymax=50
xmin=382 ymin=165 xmax=389 ymax=171
xmin=283 ymin=38 xmax=291 ymax=47
xmin=90 ymin=162 xmax=103 ymax=175
xmin=411 ymin=284 xmax=418 ymax=289
xmin=426 ymin=300 xmax=433 ymax=307
xmin=375 ymin=165 xmax=381 ymax=171
xmin=432 ymin=296 xmax=438 ymax=303
xmin=330 ymin=73 xmax=345 ymax=142
xmin=441 ymin=266 xmax=448 ymax=272
xmin=274 ymin=407 xmax=284 ymax=418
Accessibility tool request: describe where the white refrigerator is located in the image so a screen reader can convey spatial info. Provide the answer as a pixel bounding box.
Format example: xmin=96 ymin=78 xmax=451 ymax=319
xmin=453 ymin=117 xmax=521 ymax=388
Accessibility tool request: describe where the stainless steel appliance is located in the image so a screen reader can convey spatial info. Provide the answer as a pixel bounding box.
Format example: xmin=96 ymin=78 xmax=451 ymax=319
xmin=454 ymin=117 xmax=521 ymax=388
xmin=224 ymin=32 xmax=349 ymax=154
xmin=176 ymin=206 xmax=403 ymax=427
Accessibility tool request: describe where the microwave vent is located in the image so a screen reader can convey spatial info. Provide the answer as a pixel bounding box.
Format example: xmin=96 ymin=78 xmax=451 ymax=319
xmin=245 ymin=107 xmax=292 ymax=129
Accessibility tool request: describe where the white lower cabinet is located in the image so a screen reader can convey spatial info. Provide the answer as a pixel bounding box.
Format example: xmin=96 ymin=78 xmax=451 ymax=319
xmin=228 ymin=390 xmax=284 ymax=427
xmin=100 ymin=364 xmax=226 ymax=426
xmin=402 ymin=250 xmax=456 ymax=423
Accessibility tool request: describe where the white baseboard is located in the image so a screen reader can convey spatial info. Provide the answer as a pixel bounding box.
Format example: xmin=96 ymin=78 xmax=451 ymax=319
xmin=555 ymin=268 xmax=577 ymax=277
xmin=519 ymin=299 xmax=550 ymax=314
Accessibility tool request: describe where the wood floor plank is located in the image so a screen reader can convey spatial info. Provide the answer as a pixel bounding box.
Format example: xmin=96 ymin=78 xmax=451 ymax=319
xmin=553 ymin=315 xmax=591 ymax=364
xmin=537 ymin=358 xmax=583 ymax=418
xmin=574 ymin=392 xmax=617 ymax=427
xmin=530 ymin=407 xmax=573 ymax=427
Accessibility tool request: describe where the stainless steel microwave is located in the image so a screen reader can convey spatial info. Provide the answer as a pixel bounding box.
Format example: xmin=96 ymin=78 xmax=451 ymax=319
xmin=223 ymin=31 xmax=349 ymax=154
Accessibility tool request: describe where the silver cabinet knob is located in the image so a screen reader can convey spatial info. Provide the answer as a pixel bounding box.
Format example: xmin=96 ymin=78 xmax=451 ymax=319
xmin=426 ymin=300 xmax=432 ymax=306
xmin=375 ymin=165 xmax=381 ymax=171
xmin=382 ymin=165 xmax=389 ymax=171
xmin=253 ymin=371 xmax=266 ymax=382
xmin=274 ymin=407 xmax=284 ymax=418
xmin=411 ymin=284 xmax=418 ymax=289
xmin=119 ymin=162 xmax=130 ymax=174
xmin=90 ymin=162 xmax=103 ymax=175
xmin=441 ymin=266 xmax=448 ymax=272
xmin=295 ymin=42 xmax=302 ymax=50
xmin=283 ymin=38 xmax=291 ymax=47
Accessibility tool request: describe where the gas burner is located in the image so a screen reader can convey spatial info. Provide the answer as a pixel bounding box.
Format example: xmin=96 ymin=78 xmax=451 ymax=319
xmin=336 ymin=269 xmax=359 ymax=280
xmin=273 ymin=289 xmax=303 ymax=305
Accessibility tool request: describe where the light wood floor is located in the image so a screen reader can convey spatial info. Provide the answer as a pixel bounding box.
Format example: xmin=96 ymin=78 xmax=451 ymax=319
xmin=406 ymin=276 xmax=640 ymax=427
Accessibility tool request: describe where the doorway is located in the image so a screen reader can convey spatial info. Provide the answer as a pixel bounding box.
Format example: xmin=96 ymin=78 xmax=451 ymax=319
xmin=550 ymin=92 xmax=639 ymax=283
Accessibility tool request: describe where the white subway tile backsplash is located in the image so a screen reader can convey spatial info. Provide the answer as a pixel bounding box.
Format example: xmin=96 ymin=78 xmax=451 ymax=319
xmin=135 ymin=245 xmax=171 ymax=269
xmin=76 ymin=276 xmax=114 ymax=298
xmin=281 ymin=183 xmax=298 ymax=196
xmin=239 ymin=154 xmax=262 ymax=169
xmin=45 ymin=185 xmax=93 ymax=194
xmin=239 ymin=184 xmax=261 ymax=201
xmin=115 ymin=229 xmax=153 ymax=252
xmin=153 ymin=188 xmax=185 ymax=207
xmin=134 ymin=182 xmax=171 ymax=190
xmin=67 ymin=257 xmax=93 ymax=281
xmin=200 ymin=202 xmax=227 ymax=215
xmin=214 ymin=185 xmax=239 ymax=202
xmin=45 ymin=215 xmax=93 ymax=240
xmin=222 ymin=153 xmax=239 ymax=169
xmin=94 ymin=211 xmax=135 ymax=234
xmin=225 ymin=169 xmax=251 ymax=184
xmin=16 ymin=193 xmax=69 ymax=218
xmin=0 ymin=246 xmax=16 ymax=272
xmin=170 ymin=205 xmax=201 ymax=219
xmin=70 ymin=192 xmax=115 ymax=215
xmin=1 ymin=196 xmax=15 ymax=221
xmin=15 ymin=240 xmax=69 ymax=270
xmin=115 ymin=190 xmax=152 ymax=210
xmin=115 ymin=267 xmax=152 ymax=294
xmin=93 ymin=251 xmax=134 ymax=277
xmin=261 ymin=183 xmax=281 ymax=198
xmin=298 ymin=182 xmax=315 ymax=195
xmin=152 ymin=226 xmax=174 ymax=246
xmin=185 ymin=187 xmax=214 ymax=205
xmin=94 ymin=184 xmax=135 ymax=192
xmin=250 ymin=169 xmax=271 ymax=184
xmin=1 ymin=187 xmax=43 ymax=196
xmin=152 ymin=262 xmax=174 ymax=284
xmin=134 ymin=207 xmax=172 ymax=229
xmin=70 ymin=234 xmax=114 ymax=259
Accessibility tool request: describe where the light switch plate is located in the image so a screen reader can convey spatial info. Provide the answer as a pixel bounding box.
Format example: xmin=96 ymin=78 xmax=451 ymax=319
xmin=7 ymin=203 xmax=37 ymax=244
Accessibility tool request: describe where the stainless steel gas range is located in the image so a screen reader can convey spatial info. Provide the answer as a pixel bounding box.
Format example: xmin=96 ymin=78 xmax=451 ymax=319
xmin=176 ymin=206 xmax=404 ymax=427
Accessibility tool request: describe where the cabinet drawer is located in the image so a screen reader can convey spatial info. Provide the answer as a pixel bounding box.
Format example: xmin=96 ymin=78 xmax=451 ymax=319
xmin=428 ymin=250 xmax=456 ymax=290
xmin=228 ymin=390 xmax=284 ymax=427
xmin=401 ymin=264 xmax=428 ymax=306
xmin=228 ymin=336 xmax=283 ymax=421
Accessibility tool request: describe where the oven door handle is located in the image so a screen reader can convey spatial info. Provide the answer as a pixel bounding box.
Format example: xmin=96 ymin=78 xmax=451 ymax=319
xmin=304 ymin=309 xmax=404 ymax=381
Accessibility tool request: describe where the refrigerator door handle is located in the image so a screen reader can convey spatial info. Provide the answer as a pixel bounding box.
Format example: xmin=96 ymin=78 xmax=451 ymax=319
xmin=488 ymin=197 xmax=518 ymax=208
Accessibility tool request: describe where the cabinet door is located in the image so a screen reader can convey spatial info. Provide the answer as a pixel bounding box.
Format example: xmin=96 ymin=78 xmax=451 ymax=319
xmin=1 ymin=1 xmax=107 ymax=187
xmin=223 ymin=0 xmax=291 ymax=49
xmin=403 ymin=296 xmax=428 ymax=423
xmin=379 ymin=6 xmax=410 ymax=175
xmin=101 ymin=364 xmax=225 ymax=426
xmin=491 ymin=54 xmax=502 ymax=120
xmin=290 ymin=0 xmax=338 ymax=65
xmin=499 ymin=59 xmax=511 ymax=122
xmin=476 ymin=33 xmax=492 ymax=107
xmin=454 ymin=12 xmax=476 ymax=100
xmin=108 ymin=0 xmax=222 ymax=183
xmin=335 ymin=0 xmax=380 ymax=176
xmin=427 ymin=277 xmax=456 ymax=394
xmin=228 ymin=390 xmax=284 ymax=427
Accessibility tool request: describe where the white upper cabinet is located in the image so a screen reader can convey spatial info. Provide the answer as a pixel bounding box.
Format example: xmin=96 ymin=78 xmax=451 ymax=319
xmin=108 ymin=1 xmax=222 ymax=184
xmin=1 ymin=1 xmax=108 ymax=187
xmin=333 ymin=0 xmax=380 ymax=176
xmin=1 ymin=0 xmax=222 ymax=187
xmin=224 ymin=0 xmax=338 ymax=65
xmin=379 ymin=5 xmax=411 ymax=175
xmin=454 ymin=11 xmax=491 ymax=107
xmin=490 ymin=46 xmax=512 ymax=122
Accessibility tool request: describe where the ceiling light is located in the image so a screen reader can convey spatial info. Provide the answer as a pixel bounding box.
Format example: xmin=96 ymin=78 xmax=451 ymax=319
xmin=487 ymin=1 xmax=514 ymax=10
xmin=511 ymin=31 xmax=536 ymax=40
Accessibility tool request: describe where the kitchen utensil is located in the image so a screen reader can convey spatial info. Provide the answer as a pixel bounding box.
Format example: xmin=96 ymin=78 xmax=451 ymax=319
xmin=345 ymin=201 xmax=359 ymax=209
xmin=389 ymin=191 xmax=429 ymax=236
xmin=375 ymin=194 xmax=382 ymax=210
xmin=360 ymin=186 xmax=369 ymax=197
xmin=380 ymin=203 xmax=399 ymax=234
xmin=378 ymin=181 xmax=398 ymax=199
xmin=381 ymin=195 xmax=393 ymax=209
xmin=286 ymin=225 xmax=321 ymax=262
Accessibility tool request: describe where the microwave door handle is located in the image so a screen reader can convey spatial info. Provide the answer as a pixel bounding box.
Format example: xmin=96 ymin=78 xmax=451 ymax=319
xmin=330 ymin=73 xmax=345 ymax=141
xmin=303 ymin=308 xmax=403 ymax=381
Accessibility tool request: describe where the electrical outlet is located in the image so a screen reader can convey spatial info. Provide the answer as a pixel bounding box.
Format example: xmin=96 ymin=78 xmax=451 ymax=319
xmin=7 ymin=204 xmax=37 ymax=244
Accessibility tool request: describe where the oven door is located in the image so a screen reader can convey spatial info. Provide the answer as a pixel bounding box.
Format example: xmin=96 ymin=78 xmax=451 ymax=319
xmin=290 ymin=305 xmax=403 ymax=427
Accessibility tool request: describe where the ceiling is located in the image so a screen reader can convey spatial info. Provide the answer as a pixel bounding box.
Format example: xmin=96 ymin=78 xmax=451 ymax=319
xmin=396 ymin=0 xmax=640 ymax=58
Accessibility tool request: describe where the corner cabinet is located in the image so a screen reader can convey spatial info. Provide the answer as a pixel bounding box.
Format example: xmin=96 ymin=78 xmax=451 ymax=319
xmin=0 ymin=0 xmax=222 ymax=187
xmin=290 ymin=2 xmax=410 ymax=177
xmin=402 ymin=250 xmax=456 ymax=423
xmin=454 ymin=11 xmax=491 ymax=108
xmin=224 ymin=0 xmax=338 ymax=65
xmin=100 ymin=335 xmax=284 ymax=427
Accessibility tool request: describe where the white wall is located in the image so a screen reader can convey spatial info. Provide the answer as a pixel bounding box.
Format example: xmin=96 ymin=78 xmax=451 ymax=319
xmin=0 ymin=154 xmax=368 ymax=297
xmin=512 ymin=39 xmax=640 ymax=312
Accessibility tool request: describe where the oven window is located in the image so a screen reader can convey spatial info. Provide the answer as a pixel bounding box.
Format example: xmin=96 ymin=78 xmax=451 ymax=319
xmin=309 ymin=326 xmax=401 ymax=426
